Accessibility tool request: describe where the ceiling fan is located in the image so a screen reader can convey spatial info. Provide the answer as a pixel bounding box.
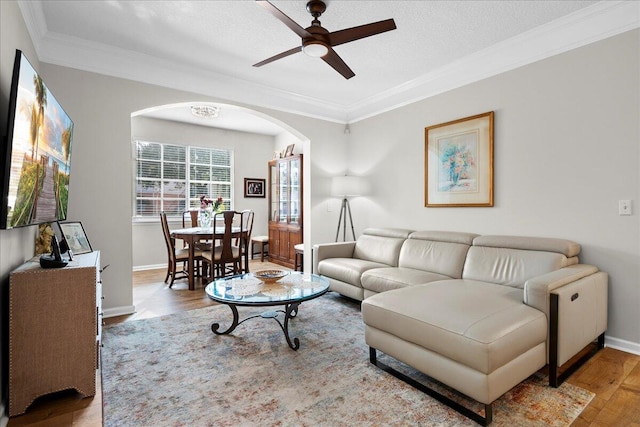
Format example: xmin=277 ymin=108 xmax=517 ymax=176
xmin=253 ymin=0 xmax=397 ymax=79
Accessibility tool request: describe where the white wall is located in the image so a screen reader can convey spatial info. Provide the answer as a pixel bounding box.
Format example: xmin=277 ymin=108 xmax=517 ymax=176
xmin=130 ymin=116 xmax=275 ymax=269
xmin=347 ymin=30 xmax=640 ymax=351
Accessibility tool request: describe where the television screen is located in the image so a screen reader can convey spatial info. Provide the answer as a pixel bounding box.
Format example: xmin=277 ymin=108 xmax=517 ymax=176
xmin=1 ymin=50 xmax=74 ymax=229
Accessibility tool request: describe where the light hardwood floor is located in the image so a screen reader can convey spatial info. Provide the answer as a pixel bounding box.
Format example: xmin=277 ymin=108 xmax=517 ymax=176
xmin=6 ymin=263 xmax=640 ymax=426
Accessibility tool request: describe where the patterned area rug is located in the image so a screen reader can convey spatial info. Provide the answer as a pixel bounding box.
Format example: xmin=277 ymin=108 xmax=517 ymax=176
xmin=102 ymin=292 xmax=593 ymax=426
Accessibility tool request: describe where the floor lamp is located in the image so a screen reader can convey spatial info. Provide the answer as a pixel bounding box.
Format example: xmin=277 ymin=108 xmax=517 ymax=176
xmin=331 ymin=175 xmax=364 ymax=242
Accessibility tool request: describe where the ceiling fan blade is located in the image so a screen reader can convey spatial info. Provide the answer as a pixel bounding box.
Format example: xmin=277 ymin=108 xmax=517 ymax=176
xmin=256 ymin=0 xmax=311 ymax=39
xmin=322 ymin=48 xmax=355 ymax=79
xmin=253 ymin=46 xmax=302 ymax=67
xmin=328 ymin=19 xmax=397 ymax=47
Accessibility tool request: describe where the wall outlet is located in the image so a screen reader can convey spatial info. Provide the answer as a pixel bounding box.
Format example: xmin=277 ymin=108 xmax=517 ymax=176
xmin=619 ymin=200 xmax=632 ymax=215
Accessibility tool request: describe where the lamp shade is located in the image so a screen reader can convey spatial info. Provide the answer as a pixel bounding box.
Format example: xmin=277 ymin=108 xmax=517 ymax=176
xmin=331 ymin=175 xmax=365 ymax=197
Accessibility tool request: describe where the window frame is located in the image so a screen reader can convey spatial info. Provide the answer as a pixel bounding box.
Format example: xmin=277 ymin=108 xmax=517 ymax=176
xmin=132 ymin=140 xmax=234 ymax=222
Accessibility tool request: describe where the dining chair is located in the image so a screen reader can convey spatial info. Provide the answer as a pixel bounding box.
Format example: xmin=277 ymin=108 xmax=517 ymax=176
xmin=160 ymin=212 xmax=203 ymax=287
xmin=201 ymin=210 xmax=245 ymax=280
xmin=238 ymin=210 xmax=254 ymax=273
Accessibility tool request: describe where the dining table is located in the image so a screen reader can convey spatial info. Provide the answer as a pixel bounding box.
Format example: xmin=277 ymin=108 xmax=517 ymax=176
xmin=170 ymin=226 xmax=247 ymax=290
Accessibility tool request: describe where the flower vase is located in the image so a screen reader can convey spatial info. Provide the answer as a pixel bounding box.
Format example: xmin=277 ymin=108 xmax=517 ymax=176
xmin=198 ymin=207 xmax=213 ymax=228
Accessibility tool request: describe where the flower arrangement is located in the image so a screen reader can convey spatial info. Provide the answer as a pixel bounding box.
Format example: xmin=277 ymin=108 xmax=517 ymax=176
xmin=198 ymin=195 xmax=224 ymax=228
xmin=440 ymin=144 xmax=475 ymax=186
xmin=200 ymin=195 xmax=225 ymax=212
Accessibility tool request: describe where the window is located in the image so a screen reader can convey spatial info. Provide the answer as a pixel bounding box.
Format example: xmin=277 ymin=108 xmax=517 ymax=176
xmin=134 ymin=141 xmax=232 ymax=218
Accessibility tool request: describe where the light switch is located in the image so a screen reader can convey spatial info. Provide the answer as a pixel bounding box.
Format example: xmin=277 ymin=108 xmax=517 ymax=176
xmin=619 ymin=200 xmax=632 ymax=215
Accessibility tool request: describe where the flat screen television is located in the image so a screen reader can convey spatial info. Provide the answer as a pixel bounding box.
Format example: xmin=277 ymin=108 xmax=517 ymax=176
xmin=1 ymin=50 xmax=74 ymax=229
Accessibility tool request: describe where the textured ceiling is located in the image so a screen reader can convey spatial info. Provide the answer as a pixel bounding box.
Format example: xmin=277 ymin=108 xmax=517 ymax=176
xmin=17 ymin=1 xmax=639 ymax=131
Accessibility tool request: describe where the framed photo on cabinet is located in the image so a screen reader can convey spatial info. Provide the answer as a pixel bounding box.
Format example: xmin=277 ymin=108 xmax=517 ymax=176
xmin=59 ymin=221 xmax=93 ymax=254
xmin=284 ymin=144 xmax=295 ymax=157
xmin=425 ymin=111 xmax=494 ymax=207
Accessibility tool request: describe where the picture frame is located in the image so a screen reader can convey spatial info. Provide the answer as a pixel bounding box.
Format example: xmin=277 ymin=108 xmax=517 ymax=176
xmin=244 ymin=178 xmax=266 ymax=198
xmin=284 ymin=144 xmax=295 ymax=157
xmin=425 ymin=111 xmax=494 ymax=207
xmin=58 ymin=221 xmax=93 ymax=254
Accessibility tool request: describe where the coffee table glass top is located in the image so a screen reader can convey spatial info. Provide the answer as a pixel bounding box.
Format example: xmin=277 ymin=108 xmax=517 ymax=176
xmin=205 ymin=271 xmax=329 ymax=306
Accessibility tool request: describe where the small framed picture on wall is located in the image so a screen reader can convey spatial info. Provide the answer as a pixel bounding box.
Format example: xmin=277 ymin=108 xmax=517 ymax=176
xmin=244 ymin=178 xmax=266 ymax=198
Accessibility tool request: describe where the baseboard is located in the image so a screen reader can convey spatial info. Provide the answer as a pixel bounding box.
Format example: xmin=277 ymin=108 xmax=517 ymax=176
xmin=606 ymin=335 xmax=640 ymax=356
xmin=103 ymin=305 xmax=136 ymax=318
xmin=132 ymin=264 xmax=165 ymax=272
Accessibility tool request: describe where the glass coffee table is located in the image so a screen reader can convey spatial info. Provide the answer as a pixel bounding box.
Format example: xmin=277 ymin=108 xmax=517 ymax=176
xmin=204 ymin=271 xmax=329 ymax=350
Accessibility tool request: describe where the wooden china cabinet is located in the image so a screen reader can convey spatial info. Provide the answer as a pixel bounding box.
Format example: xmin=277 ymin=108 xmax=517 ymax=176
xmin=268 ymin=154 xmax=302 ymax=268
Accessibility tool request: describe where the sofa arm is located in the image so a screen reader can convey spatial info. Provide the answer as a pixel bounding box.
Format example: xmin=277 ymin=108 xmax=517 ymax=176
xmin=313 ymin=242 xmax=356 ymax=273
xmin=525 ymin=264 xmax=608 ymax=371
xmin=524 ymin=264 xmax=599 ymax=316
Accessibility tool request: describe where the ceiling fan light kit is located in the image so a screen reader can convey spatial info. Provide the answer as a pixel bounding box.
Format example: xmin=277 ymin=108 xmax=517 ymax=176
xmin=302 ymin=41 xmax=328 ymax=58
xmin=254 ymin=0 xmax=396 ymax=79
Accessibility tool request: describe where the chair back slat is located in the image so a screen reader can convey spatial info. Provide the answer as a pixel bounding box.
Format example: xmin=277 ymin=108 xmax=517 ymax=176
xmin=182 ymin=210 xmax=198 ymax=227
xmin=243 ymin=210 xmax=255 ymax=241
xmin=218 ymin=211 xmax=238 ymax=262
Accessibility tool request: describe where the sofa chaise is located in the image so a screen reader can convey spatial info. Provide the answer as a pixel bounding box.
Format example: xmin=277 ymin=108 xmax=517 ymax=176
xmin=313 ymin=228 xmax=607 ymax=425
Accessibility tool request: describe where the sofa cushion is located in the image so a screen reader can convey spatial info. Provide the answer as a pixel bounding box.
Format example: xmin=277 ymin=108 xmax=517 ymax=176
xmin=462 ymin=246 xmax=573 ymax=288
xmin=317 ymin=258 xmax=388 ymax=288
xmin=363 ymin=228 xmax=414 ymax=239
xmin=361 ymin=267 xmax=451 ymax=293
xmin=398 ymin=238 xmax=471 ymax=278
xmin=362 ymin=280 xmax=547 ymax=374
xmin=409 ymin=230 xmax=478 ymax=245
xmin=472 ymin=235 xmax=581 ymax=258
xmin=352 ymin=235 xmax=405 ymax=266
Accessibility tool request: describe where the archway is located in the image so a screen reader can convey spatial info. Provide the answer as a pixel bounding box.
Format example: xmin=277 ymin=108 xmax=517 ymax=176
xmin=130 ymin=101 xmax=312 ymax=271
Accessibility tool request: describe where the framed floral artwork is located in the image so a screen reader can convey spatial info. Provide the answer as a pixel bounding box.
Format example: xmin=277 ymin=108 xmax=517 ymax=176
xmin=425 ymin=111 xmax=494 ymax=207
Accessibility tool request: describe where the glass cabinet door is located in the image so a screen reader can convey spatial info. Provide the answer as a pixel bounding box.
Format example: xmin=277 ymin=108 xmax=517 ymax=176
xmin=290 ymin=158 xmax=300 ymax=225
xmin=269 ymin=163 xmax=278 ymax=222
xmin=278 ymin=161 xmax=288 ymax=222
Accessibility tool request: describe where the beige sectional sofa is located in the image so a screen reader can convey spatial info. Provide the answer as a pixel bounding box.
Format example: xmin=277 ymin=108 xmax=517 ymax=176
xmin=313 ymin=228 xmax=608 ymax=425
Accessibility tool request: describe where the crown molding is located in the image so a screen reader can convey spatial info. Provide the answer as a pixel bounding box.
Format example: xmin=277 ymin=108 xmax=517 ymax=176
xmin=347 ymin=1 xmax=640 ymax=123
xmin=17 ymin=0 xmax=47 ymax=44
xmin=17 ymin=1 xmax=640 ymax=125
xmin=38 ymin=32 xmax=350 ymax=123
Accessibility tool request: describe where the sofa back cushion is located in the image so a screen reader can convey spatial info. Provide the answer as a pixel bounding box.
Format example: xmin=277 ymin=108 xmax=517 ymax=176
xmin=462 ymin=235 xmax=580 ymax=288
xmin=472 ymin=235 xmax=581 ymax=258
xmin=353 ymin=228 xmax=413 ymax=266
xmin=399 ymin=231 xmax=478 ymax=278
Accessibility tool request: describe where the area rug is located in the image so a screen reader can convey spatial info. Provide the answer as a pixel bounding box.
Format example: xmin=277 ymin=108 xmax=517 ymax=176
xmin=101 ymin=292 xmax=593 ymax=426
